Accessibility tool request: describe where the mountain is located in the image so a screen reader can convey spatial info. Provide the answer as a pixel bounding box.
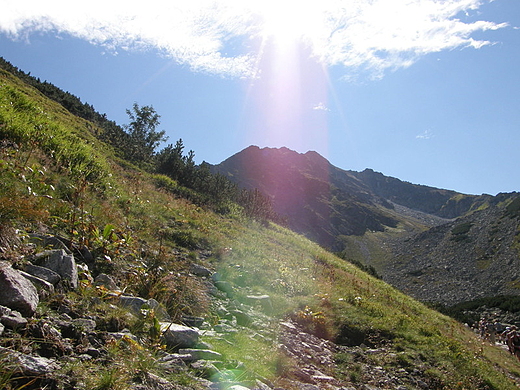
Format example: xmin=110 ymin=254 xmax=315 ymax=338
xmin=213 ymin=146 xmax=493 ymax=246
xmin=213 ymin=146 xmax=520 ymax=305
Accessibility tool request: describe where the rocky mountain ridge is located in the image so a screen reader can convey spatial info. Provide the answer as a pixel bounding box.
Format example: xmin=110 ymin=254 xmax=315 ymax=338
xmin=213 ymin=146 xmax=520 ymax=305
xmin=213 ymin=146 xmax=497 ymax=249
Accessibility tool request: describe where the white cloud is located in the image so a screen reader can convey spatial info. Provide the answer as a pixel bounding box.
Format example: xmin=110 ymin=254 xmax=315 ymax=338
xmin=312 ymin=102 xmax=330 ymax=112
xmin=416 ymin=129 xmax=434 ymax=140
xmin=0 ymin=0 xmax=508 ymax=78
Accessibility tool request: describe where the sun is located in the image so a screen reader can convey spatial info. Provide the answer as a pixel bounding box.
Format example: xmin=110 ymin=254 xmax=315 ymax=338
xmin=251 ymin=0 xmax=320 ymax=47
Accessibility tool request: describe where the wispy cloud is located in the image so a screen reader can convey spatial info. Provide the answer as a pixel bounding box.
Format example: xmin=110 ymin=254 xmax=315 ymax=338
xmin=416 ymin=129 xmax=434 ymax=140
xmin=312 ymin=102 xmax=330 ymax=112
xmin=0 ymin=0 xmax=508 ymax=79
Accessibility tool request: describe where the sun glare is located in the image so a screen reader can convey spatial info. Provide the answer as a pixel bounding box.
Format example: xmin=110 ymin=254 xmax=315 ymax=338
xmin=251 ymin=0 xmax=319 ymax=47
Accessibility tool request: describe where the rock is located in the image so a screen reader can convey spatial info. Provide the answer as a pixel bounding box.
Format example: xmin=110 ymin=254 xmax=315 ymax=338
xmin=231 ymin=309 xmax=253 ymax=327
xmin=0 ymin=346 xmax=60 ymax=375
xmin=160 ymin=323 xmax=200 ymax=349
xmin=34 ymin=249 xmax=78 ymax=289
xmin=0 ymin=261 xmax=39 ymax=316
xmin=178 ymin=348 xmax=223 ymax=361
xmin=108 ymin=330 xmax=139 ymax=343
xmin=23 ymin=264 xmax=61 ymax=285
xmin=227 ymin=386 xmax=251 ymax=390
xmin=0 ymin=322 xmax=4 ymax=336
xmin=0 ymin=307 xmax=28 ymax=329
xmin=28 ymin=234 xmax=71 ymax=253
xmin=94 ymin=273 xmax=119 ymax=290
xmin=214 ymin=280 xmax=234 ymax=296
xmin=245 ymin=294 xmax=273 ymax=311
xmin=139 ymin=371 xmax=182 ymax=390
xmin=18 ymin=270 xmax=55 ymax=296
xmin=118 ymin=296 xmax=171 ymax=321
xmin=298 ymin=385 xmax=320 ymax=390
xmin=254 ymin=380 xmax=273 ymax=390
xmin=181 ymin=315 xmax=205 ymax=328
xmin=118 ymin=295 xmax=148 ymax=313
xmin=191 ymin=360 xmax=220 ymax=378
xmin=190 ymin=263 xmax=212 ymax=277
xmin=72 ymin=318 xmax=97 ymax=333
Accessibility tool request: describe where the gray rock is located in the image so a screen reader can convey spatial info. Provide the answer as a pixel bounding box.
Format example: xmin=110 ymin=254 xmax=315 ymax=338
xmin=230 ymin=309 xmax=253 ymax=327
xmin=0 ymin=322 xmax=4 ymax=336
xmin=0 ymin=308 xmax=28 ymax=329
xmin=253 ymin=380 xmax=273 ymax=390
xmin=23 ymin=264 xmax=61 ymax=285
xmin=18 ymin=270 xmax=55 ymax=296
xmin=298 ymin=385 xmax=320 ymax=390
xmin=94 ymin=273 xmax=118 ymax=290
xmin=227 ymin=386 xmax=251 ymax=390
xmin=72 ymin=318 xmax=97 ymax=333
xmin=177 ymin=348 xmax=223 ymax=361
xmin=245 ymin=295 xmax=273 ymax=312
xmin=28 ymin=234 xmax=71 ymax=253
xmin=35 ymin=249 xmax=78 ymax=289
xmin=0 ymin=262 xmax=39 ymax=316
xmin=118 ymin=296 xmax=171 ymax=321
xmin=190 ymin=263 xmax=212 ymax=277
xmin=181 ymin=315 xmax=205 ymax=328
xmin=191 ymin=360 xmax=220 ymax=378
xmin=160 ymin=323 xmax=200 ymax=349
xmin=139 ymin=372 xmax=180 ymax=390
xmin=118 ymin=295 xmax=148 ymax=313
xmin=108 ymin=330 xmax=139 ymax=342
xmin=0 ymin=346 xmax=59 ymax=375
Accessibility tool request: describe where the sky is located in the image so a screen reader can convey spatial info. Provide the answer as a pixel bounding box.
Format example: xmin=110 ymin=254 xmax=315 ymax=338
xmin=0 ymin=0 xmax=519 ymax=196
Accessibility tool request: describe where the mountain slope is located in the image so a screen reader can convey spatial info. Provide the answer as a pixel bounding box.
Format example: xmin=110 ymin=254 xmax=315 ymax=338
xmin=385 ymin=194 xmax=520 ymax=305
xmin=2 ymin=61 xmax=520 ymax=389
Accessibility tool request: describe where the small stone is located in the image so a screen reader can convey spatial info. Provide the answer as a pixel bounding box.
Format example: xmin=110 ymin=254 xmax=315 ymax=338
xmin=0 ymin=309 xmax=28 ymax=329
xmin=72 ymin=318 xmax=97 ymax=333
xmin=94 ymin=273 xmax=118 ymax=290
xmin=177 ymin=348 xmax=223 ymax=361
xmin=190 ymin=263 xmax=212 ymax=277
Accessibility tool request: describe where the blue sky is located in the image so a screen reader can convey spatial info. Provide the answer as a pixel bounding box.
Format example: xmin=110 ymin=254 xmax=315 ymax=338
xmin=0 ymin=0 xmax=519 ymax=195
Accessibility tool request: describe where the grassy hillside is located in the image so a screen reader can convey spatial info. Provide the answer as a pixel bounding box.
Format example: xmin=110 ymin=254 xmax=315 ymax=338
xmin=1 ymin=66 xmax=520 ymax=389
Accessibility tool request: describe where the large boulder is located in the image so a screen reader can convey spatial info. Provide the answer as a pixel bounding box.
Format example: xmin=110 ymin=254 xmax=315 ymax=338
xmin=160 ymin=323 xmax=200 ymax=349
xmin=33 ymin=249 xmax=78 ymax=288
xmin=0 ymin=262 xmax=39 ymax=316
